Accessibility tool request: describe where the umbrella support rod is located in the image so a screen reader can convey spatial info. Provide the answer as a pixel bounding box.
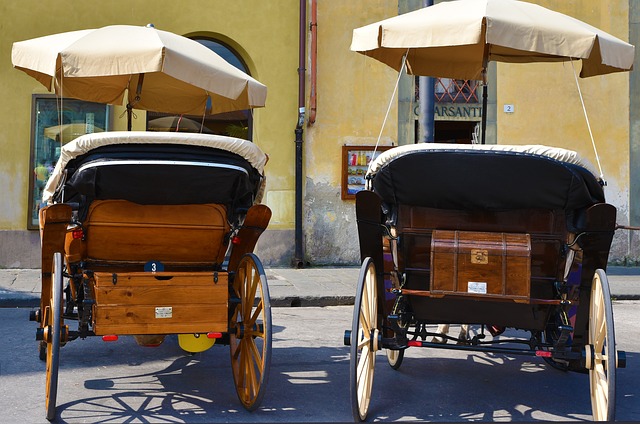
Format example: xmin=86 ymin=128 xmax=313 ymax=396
xmin=370 ymin=51 xmax=408 ymax=174
xmin=570 ymin=61 xmax=604 ymax=181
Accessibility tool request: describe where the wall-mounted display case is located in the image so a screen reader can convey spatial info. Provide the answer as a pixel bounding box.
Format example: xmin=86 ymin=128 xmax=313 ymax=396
xmin=341 ymin=145 xmax=392 ymax=200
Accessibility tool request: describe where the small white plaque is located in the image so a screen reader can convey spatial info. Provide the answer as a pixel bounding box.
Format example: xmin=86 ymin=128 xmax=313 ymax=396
xmin=504 ymin=104 xmax=515 ymax=113
xmin=468 ymin=282 xmax=487 ymax=294
xmin=155 ymin=306 xmax=173 ymax=319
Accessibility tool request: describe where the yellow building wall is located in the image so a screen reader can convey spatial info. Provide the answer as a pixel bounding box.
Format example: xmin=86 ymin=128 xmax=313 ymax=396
xmin=496 ymin=0 xmax=631 ymax=218
xmin=300 ymin=1 xmax=399 ymax=263
xmin=0 ymin=0 xmax=635 ymax=266
xmin=306 ymin=1 xmax=399 ymax=185
xmin=0 ymin=0 xmax=299 ymax=233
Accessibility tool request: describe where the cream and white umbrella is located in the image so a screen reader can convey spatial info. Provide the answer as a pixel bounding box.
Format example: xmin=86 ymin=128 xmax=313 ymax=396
xmin=351 ymin=0 xmax=635 ymax=145
xmin=12 ymin=24 xmax=267 ymax=128
xmin=351 ymin=0 xmax=634 ymax=80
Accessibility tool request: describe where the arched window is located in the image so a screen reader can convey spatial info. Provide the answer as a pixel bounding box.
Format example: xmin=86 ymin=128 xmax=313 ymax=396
xmin=147 ymin=38 xmax=253 ymax=140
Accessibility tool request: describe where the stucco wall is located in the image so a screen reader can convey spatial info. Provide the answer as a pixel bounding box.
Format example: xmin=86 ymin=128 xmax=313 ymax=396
xmin=0 ymin=1 xmax=636 ymax=268
xmin=496 ymin=0 xmax=635 ymax=261
xmin=0 ymin=0 xmax=300 ymax=267
xmin=301 ymin=1 xmax=399 ymax=265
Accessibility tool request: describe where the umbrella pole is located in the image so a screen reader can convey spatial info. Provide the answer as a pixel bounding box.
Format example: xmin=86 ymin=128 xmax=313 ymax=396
xmin=481 ymin=83 xmax=487 ymax=145
xmin=126 ymin=104 xmax=132 ymax=131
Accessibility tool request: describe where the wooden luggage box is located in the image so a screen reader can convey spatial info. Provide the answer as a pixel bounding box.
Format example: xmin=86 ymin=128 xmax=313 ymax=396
xmin=431 ymin=230 xmax=531 ymax=302
xmin=84 ymin=200 xmax=230 ymax=265
xmin=91 ymin=271 xmax=228 ymax=336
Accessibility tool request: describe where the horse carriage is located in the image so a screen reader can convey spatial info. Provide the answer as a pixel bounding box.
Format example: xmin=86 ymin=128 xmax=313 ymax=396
xmin=345 ymin=143 xmax=626 ymax=421
xmin=35 ymin=131 xmax=272 ymax=420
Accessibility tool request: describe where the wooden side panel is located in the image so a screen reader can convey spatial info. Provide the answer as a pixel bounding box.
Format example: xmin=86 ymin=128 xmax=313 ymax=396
xmin=92 ymin=272 xmax=228 ymax=335
xmin=431 ymin=230 xmax=531 ymax=301
xmin=227 ymin=204 xmax=272 ymax=271
xmin=85 ymin=200 xmax=230 ymax=264
xmin=39 ymin=204 xmax=72 ymax=316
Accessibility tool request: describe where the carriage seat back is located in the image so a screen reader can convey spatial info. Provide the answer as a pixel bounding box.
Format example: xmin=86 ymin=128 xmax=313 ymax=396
xmin=83 ymin=199 xmax=230 ymax=265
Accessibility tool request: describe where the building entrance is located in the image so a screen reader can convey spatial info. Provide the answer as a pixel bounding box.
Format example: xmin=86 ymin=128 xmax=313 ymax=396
xmin=433 ymin=121 xmax=479 ymax=144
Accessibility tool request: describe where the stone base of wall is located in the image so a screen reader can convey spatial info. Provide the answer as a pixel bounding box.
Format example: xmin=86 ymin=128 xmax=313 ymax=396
xmin=0 ymin=230 xmax=41 ymax=269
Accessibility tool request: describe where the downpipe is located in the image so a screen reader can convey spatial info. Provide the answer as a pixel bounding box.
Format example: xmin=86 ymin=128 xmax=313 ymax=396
xmin=294 ymin=0 xmax=306 ymax=268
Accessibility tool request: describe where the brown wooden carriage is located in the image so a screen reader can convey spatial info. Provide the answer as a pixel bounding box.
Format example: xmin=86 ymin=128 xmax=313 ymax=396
xmin=344 ymin=143 xmax=626 ymax=421
xmin=35 ymin=131 xmax=272 ymax=420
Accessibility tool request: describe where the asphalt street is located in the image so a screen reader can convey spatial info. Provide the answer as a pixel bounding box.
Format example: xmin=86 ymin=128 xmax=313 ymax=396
xmin=1 ymin=302 xmax=638 ymax=423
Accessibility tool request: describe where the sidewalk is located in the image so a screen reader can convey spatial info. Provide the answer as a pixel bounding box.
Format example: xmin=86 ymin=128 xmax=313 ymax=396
xmin=1 ymin=266 xmax=638 ymax=308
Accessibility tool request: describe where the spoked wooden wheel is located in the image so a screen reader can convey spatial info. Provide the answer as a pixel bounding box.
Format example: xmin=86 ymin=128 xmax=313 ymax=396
xmin=350 ymin=257 xmax=380 ymax=422
xmin=386 ymin=349 xmax=404 ymax=370
xmin=45 ymin=252 xmax=64 ymax=421
xmin=587 ymin=269 xmax=617 ymax=421
xmin=230 ymin=253 xmax=271 ymax=411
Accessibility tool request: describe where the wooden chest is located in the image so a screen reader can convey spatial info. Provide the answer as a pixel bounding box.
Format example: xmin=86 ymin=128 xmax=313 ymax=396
xmin=430 ymin=230 xmax=531 ymax=302
xmin=91 ymin=271 xmax=228 ymax=335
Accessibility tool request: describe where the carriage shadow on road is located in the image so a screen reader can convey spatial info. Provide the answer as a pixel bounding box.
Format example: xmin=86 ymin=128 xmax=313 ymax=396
xmin=53 ymin=323 xmax=353 ymax=423
xmin=5 ymin=306 xmax=638 ymax=423
xmin=364 ymin=347 xmax=640 ymax=422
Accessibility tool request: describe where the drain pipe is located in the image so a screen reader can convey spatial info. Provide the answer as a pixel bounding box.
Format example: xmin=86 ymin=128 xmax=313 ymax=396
xmin=309 ymin=0 xmax=317 ymax=125
xmin=294 ymin=0 xmax=307 ymax=268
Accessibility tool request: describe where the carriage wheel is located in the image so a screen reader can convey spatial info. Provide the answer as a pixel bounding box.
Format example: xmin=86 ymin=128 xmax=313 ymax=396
xmin=386 ymin=349 xmax=404 ymax=370
xmin=229 ymin=253 xmax=271 ymax=411
xmin=45 ymin=252 xmax=64 ymax=421
xmin=587 ymin=269 xmax=617 ymax=422
xmin=350 ymin=257 xmax=380 ymax=422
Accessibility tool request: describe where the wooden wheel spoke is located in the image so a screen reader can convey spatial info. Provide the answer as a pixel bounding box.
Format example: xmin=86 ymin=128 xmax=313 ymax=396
xmin=239 ymin=341 xmax=250 ymax=382
xmin=237 ymin=340 xmax=259 ymax=399
xmin=248 ymin=301 xmax=263 ymax=328
xmin=230 ymin=254 xmax=271 ymax=411
xmin=357 ymin=334 xmax=370 ymax=350
xmin=588 ymin=269 xmax=616 ymax=422
xmin=247 ymin=339 xmax=264 ymax=371
xmin=45 ymin=252 xmax=64 ymax=420
xmin=356 ymin=347 xmax=371 ymax=381
xmin=359 ymin=309 xmax=371 ymax=334
xmin=350 ymin=258 xmax=378 ymax=422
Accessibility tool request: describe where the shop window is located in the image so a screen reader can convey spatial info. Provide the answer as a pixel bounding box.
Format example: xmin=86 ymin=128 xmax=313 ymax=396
xmin=147 ymin=38 xmax=253 ymax=139
xmin=28 ymin=95 xmax=110 ymax=228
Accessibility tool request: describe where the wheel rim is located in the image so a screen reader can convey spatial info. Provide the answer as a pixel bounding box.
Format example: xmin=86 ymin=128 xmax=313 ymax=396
xmin=45 ymin=252 xmax=64 ymax=421
xmin=350 ymin=258 xmax=378 ymax=421
xmin=229 ymin=253 xmax=271 ymax=411
xmin=588 ymin=269 xmax=616 ymax=421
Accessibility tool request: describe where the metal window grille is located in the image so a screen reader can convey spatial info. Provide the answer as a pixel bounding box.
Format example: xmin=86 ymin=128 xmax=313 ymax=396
xmin=435 ymin=78 xmax=479 ymax=103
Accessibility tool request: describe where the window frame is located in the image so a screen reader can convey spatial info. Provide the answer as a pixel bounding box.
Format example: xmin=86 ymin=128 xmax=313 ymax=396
xmin=27 ymin=94 xmax=111 ymax=229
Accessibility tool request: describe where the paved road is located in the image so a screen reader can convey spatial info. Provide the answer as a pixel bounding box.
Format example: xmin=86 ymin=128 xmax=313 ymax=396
xmin=1 ymin=302 xmax=638 ymax=423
